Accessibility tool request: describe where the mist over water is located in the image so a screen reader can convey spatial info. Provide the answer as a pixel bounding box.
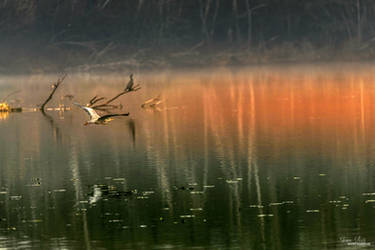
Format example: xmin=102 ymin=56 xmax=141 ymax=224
xmin=1 ymin=64 xmax=375 ymax=249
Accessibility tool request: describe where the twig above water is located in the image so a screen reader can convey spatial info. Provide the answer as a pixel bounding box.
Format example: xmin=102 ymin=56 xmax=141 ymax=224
xmin=40 ymin=73 xmax=67 ymax=113
xmin=89 ymin=74 xmax=141 ymax=110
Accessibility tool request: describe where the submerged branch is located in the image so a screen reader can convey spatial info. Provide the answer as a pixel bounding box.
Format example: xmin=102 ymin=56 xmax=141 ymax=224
xmin=40 ymin=73 xmax=67 ymax=112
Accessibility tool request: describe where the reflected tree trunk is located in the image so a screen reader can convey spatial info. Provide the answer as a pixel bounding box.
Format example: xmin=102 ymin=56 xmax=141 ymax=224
xmin=232 ymin=0 xmax=241 ymax=43
xmin=198 ymin=0 xmax=212 ymax=44
xmin=357 ymin=0 xmax=361 ymax=43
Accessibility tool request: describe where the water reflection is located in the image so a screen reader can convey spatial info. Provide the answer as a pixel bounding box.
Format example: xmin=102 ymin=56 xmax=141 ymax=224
xmin=1 ymin=64 xmax=375 ymax=249
xmin=127 ymin=119 xmax=136 ymax=147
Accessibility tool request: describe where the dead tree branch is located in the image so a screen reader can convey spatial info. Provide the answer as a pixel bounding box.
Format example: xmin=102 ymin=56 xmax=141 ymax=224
xmin=88 ymin=95 xmax=106 ymax=106
xmin=89 ymin=74 xmax=141 ymax=110
xmin=40 ymin=73 xmax=67 ymax=112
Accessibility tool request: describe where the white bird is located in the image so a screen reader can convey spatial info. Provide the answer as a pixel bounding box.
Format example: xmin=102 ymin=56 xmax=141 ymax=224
xmin=74 ymin=103 xmax=129 ymax=125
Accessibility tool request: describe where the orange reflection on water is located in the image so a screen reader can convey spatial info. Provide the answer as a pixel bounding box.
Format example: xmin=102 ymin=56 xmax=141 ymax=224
xmin=0 ymin=112 xmax=9 ymax=120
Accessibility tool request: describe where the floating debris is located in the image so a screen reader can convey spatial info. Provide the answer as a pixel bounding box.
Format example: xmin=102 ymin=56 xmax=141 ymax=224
xmin=136 ymin=196 xmax=149 ymax=200
xmin=268 ymin=201 xmax=294 ymax=207
xmin=143 ymin=191 xmax=155 ymax=195
xmin=113 ymin=178 xmax=125 ymax=182
xmin=226 ymin=180 xmax=239 ymax=184
xmin=180 ymin=215 xmax=195 ymax=218
xmin=27 ymin=219 xmax=42 ymax=223
xmin=88 ymin=184 xmax=136 ymax=202
xmin=249 ymin=205 xmax=264 ymax=208
xmin=293 ymin=177 xmax=301 ymax=180
xmin=89 ymin=186 xmax=102 ymax=204
xmin=269 ymin=202 xmax=283 ymax=206
xmin=190 ymin=208 xmax=203 ymax=211
xmin=10 ymin=195 xmax=22 ymax=201
xmin=329 ymin=200 xmax=341 ymax=204
xmin=162 ymin=207 xmax=170 ymax=211
xmin=53 ymin=189 xmax=67 ymax=193
xmin=257 ymin=214 xmax=274 ymax=218
xmin=365 ymin=200 xmax=375 ymax=204
xmin=139 ymin=225 xmax=147 ymax=228
xmin=319 ymin=173 xmax=326 ymax=177
xmin=108 ymin=219 xmax=122 ymax=223
xmin=362 ymin=192 xmax=375 ymax=196
xmin=306 ymin=210 xmax=320 ymax=213
xmin=0 ymin=191 xmax=7 ymax=195
xmin=203 ymin=185 xmax=215 ymax=188
xmin=31 ymin=178 xmax=41 ymax=186
xmin=190 ymin=191 xmax=204 ymax=195
xmin=283 ymin=201 xmax=294 ymax=204
xmin=141 ymin=95 xmax=162 ymax=108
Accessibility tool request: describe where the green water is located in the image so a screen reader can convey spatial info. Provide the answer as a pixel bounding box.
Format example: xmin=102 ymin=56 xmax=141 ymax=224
xmin=1 ymin=65 xmax=375 ymax=249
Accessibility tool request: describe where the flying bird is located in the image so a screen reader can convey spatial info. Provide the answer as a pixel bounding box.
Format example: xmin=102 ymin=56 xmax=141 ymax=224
xmin=74 ymin=102 xmax=129 ymax=125
xmin=125 ymin=74 xmax=134 ymax=91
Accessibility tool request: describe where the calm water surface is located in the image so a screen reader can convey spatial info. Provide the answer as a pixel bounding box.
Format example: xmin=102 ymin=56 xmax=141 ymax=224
xmin=1 ymin=64 xmax=375 ymax=249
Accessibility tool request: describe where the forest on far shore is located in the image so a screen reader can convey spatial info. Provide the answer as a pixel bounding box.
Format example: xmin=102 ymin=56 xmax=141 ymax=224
xmin=1 ymin=0 xmax=375 ymax=72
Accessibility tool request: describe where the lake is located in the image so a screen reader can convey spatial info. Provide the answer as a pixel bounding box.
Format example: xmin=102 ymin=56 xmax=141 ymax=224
xmin=1 ymin=63 xmax=375 ymax=249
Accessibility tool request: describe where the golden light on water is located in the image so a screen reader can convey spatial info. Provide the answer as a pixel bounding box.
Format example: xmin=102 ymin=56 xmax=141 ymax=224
xmin=0 ymin=102 xmax=10 ymax=112
xmin=0 ymin=111 xmax=9 ymax=120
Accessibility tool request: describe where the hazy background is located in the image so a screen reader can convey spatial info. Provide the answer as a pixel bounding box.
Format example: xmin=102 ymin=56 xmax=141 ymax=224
xmin=1 ymin=0 xmax=375 ymax=73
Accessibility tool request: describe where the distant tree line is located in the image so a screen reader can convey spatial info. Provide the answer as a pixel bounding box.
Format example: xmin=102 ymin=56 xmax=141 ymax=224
xmin=1 ymin=0 xmax=375 ymax=50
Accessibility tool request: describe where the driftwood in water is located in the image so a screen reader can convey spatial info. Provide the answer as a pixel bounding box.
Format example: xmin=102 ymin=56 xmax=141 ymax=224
xmin=40 ymin=73 xmax=67 ymax=113
xmin=89 ymin=74 xmax=141 ymax=110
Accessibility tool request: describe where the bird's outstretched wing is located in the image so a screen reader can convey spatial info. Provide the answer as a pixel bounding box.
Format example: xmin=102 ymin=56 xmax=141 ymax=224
xmin=98 ymin=113 xmax=129 ymax=122
xmin=74 ymin=102 xmax=101 ymax=120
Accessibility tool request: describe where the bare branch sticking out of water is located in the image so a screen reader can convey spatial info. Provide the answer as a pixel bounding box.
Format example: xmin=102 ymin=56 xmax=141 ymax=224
xmin=40 ymin=73 xmax=67 ymax=113
xmin=90 ymin=74 xmax=141 ymax=110
xmin=88 ymin=95 xmax=106 ymax=106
